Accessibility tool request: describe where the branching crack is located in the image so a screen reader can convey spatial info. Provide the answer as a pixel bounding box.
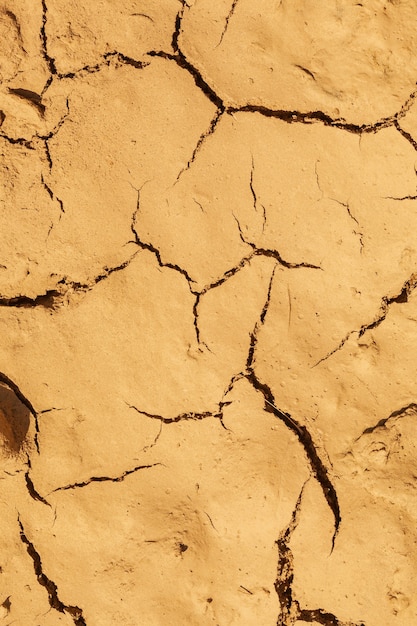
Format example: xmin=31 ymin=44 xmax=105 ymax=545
xmin=130 ymin=189 xmax=194 ymax=283
xmin=224 ymin=260 xmax=342 ymax=543
xmin=275 ymin=487 xmax=363 ymax=626
xmin=247 ymin=369 xmax=341 ymax=547
xmin=358 ymin=272 xmax=417 ymax=336
xmin=329 ymin=197 xmax=364 ymax=251
xmin=41 ymin=0 xmax=148 ymax=89
xmin=0 ymin=251 xmax=140 ymax=310
xmin=52 ymin=463 xmax=161 ymax=492
xmin=126 ymin=373 xmax=237 ymax=429
xmin=275 ymin=485 xmax=305 ymax=625
xmin=18 ymin=516 xmax=86 ymax=624
xmin=147 ymin=1 xmax=224 ymax=110
xmin=233 ymin=213 xmax=322 ymax=269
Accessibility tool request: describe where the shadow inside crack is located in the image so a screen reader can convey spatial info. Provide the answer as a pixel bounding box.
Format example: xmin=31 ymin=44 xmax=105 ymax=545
xmin=0 ymin=382 xmax=30 ymax=453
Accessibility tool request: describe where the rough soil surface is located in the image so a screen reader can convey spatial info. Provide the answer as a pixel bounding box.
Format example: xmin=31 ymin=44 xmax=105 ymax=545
xmin=0 ymin=1 xmax=417 ymax=625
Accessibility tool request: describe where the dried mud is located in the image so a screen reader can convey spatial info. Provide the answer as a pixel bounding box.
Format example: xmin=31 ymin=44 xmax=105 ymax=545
xmin=0 ymin=1 xmax=417 ymax=625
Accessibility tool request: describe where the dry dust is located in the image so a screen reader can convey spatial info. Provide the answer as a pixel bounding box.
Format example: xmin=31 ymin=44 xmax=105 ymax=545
xmin=0 ymin=1 xmax=417 ymax=625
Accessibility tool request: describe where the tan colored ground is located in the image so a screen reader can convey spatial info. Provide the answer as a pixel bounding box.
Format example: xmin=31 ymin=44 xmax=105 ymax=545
xmin=0 ymin=1 xmax=417 ymax=624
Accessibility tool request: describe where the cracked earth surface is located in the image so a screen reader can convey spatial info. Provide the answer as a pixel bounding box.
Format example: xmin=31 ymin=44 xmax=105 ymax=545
xmin=0 ymin=1 xmax=417 ymax=624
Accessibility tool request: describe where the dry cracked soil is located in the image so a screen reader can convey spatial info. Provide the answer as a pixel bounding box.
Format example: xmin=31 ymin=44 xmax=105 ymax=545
xmin=0 ymin=1 xmax=417 ymax=625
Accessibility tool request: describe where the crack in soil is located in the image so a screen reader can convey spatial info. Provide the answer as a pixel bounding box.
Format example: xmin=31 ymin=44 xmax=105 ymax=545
xmin=234 ymin=212 xmax=322 ymax=270
xmin=18 ymin=515 xmax=86 ymax=624
xmin=174 ymin=107 xmax=225 ymax=183
xmin=314 ymin=272 xmax=417 ymax=366
xmin=358 ymin=402 xmax=417 ymax=438
xmin=227 ymin=87 xmax=417 ymax=134
xmin=216 ymin=0 xmax=241 ymax=47
xmin=131 ymin=189 xmax=194 ymax=284
xmin=0 ymin=251 xmax=140 ymax=310
xmin=243 ymin=269 xmax=341 ymax=545
xmin=52 ymin=463 xmax=162 ymax=492
xmin=275 ymin=486 xmax=364 ymax=626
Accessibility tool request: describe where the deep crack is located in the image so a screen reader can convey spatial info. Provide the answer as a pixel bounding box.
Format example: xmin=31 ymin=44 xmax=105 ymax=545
xmin=18 ymin=516 xmax=86 ymax=624
xmin=0 ymin=252 xmax=141 ymax=310
xmin=247 ymin=369 xmax=341 ymax=547
xmin=275 ymin=485 xmax=305 ymax=625
xmin=227 ymin=87 xmax=417 ymax=134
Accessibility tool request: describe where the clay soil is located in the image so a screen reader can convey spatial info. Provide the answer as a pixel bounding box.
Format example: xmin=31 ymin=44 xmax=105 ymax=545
xmin=0 ymin=1 xmax=417 ymax=625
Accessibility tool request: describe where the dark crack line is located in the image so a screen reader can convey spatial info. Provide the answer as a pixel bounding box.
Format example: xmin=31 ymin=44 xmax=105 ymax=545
xmin=0 ymin=252 xmax=140 ymax=310
xmin=298 ymin=609 xmax=365 ymax=625
xmin=249 ymin=155 xmax=266 ymax=232
xmin=246 ymin=370 xmax=341 ymax=547
xmin=147 ymin=49 xmax=224 ymax=110
xmin=130 ymin=189 xmax=195 ymax=283
xmin=148 ymin=1 xmax=224 ymax=110
xmin=126 ymin=374 xmax=237 ymax=427
xmin=313 ymin=332 xmax=353 ymax=368
xmin=18 ymin=516 xmax=86 ymax=624
xmin=174 ymin=107 xmax=224 ymax=183
xmin=275 ymin=488 xmax=363 ymax=626
xmin=395 ymin=119 xmax=417 ymax=151
xmin=247 ymin=264 xmax=278 ymax=368
xmin=235 ymin=260 xmax=340 ymax=542
xmin=0 ymin=374 xmax=39 ymax=453
xmin=358 ymin=272 xmax=417 ymax=336
xmin=52 ymin=463 xmax=162 ymax=492
xmin=40 ymin=0 xmax=57 ymax=76
xmin=41 ymin=0 xmax=148 ymax=86
xmin=314 ymin=272 xmax=417 ymax=366
xmin=335 ymin=199 xmax=364 ymax=251
xmin=383 ymin=194 xmax=417 ymax=201
xmin=275 ymin=484 xmax=305 ymax=625
xmin=244 ymin=280 xmax=340 ymax=543
xmin=191 ymin=253 xmax=261 ymax=346
xmin=227 ymin=86 xmax=417 ymax=134
xmin=55 ymin=52 xmax=149 ymax=81
xmin=41 ymin=173 xmax=65 ymax=220
xmin=128 ymin=405 xmax=225 ymax=424
xmin=359 ymin=403 xmax=417 ymax=438
xmin=25 ymin=469 xmax=51 ymax=507
xmin=0 ymin=98 xmax=69 ymax=152
xmin=233 ymin=212 xmax=322 ymax=269
xmin=0 ymin=132 xmax=33 ymax=149
xmin=216 ymin=0 xmax=240 ymax=47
